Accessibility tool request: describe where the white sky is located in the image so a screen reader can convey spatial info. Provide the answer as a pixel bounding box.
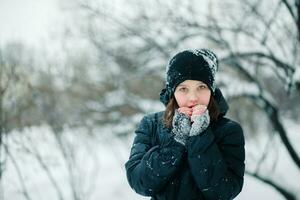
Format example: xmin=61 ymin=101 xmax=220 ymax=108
xmin=0 ymin=0 xmax=64 ymax=47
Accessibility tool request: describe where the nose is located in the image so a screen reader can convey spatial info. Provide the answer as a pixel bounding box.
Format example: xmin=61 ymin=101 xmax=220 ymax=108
xmin=188 ymin=92 xmax=198 ymax=105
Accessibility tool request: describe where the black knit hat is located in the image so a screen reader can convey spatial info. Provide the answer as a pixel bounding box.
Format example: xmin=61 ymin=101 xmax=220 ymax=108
xmin=160 ymin=49 xmax=218 ymax=106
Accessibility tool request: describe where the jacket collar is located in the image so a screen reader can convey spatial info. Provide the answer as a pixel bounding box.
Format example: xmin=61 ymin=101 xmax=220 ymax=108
xmin=213 ymin=88 xmax=229 ymax=117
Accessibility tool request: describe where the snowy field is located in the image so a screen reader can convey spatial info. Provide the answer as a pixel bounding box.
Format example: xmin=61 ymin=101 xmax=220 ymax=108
xmin=2 ymin=120 xmax=300 ymax=200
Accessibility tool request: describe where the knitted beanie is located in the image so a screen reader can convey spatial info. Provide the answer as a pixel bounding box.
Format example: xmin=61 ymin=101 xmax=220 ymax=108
xmin=160 ymin=49 xmax=218 ymax=106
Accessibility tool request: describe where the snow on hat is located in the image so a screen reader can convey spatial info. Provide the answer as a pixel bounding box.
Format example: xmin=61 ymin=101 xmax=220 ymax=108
xmin=160 ymin=49 xmax=218 ymax=106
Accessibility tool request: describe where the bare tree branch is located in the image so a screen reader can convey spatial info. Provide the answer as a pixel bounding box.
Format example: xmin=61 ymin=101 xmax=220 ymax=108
xmin=254 ymin=131 xmax=276 ymax=173
xmin=297 ymin=0 xmax=300 ymax=40
xmin=282 ymin=0 xmax=300 ymax=40
xmin=282 ymin=0 xmax=297 ymax=21
xmin=230 ymin=93 xmax=300 ymax=169
xmin=54 ymin=132 xmax=82 ymax=200
xmin=222 ymin=51 xmax=295 ymax=74
xmin=217 ymin=34 xmax=300 ymax=169
xmin=261 ymin=1 xmax=283 ymax=44
xmin=246 ymin=170 xmax=296 ymax=200
xmin=26 ymin=137 xmax=65 ymax=200
xmin=4 ymin=144 xmax=32 ymax=200
xmin=79 ymin=2 xmax=170 ymax=59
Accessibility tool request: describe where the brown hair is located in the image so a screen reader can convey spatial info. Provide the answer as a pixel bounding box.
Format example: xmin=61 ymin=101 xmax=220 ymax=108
xmin=163 ymin=95 xmax=220 ymax=129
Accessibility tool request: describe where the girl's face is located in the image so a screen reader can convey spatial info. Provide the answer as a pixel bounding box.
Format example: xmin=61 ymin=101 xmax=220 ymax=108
xmin=174 ymin=80 xmax=211 ymax=108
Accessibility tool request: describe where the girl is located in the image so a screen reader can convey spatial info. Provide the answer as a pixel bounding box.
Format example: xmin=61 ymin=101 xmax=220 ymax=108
xmin=125 ymin=49 xmax=245 ymax=200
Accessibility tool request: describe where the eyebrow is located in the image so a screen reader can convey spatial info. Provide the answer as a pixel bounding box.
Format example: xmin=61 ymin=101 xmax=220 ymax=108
xmin=178 ymin=82 xmax=206 ymax=87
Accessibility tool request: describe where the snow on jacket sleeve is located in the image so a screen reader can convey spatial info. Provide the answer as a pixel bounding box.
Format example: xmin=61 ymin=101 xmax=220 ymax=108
xmin=125 ymin=115 xmax=186 ymax=196
xmin=186 ymin=120 xmax=245 ymax=200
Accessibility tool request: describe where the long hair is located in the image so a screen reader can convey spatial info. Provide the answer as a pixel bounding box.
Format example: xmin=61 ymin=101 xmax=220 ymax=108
xmin=163 ymin=95 xmax=220 ymax=129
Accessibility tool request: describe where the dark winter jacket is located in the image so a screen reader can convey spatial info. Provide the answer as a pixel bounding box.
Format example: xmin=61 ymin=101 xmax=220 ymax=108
xmin=125 ymin=89 xmax=245 ymax=200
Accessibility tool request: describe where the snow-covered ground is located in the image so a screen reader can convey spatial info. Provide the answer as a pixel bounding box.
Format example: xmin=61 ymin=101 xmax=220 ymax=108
xmin=2 ymin=119 xmax=300 ymax=200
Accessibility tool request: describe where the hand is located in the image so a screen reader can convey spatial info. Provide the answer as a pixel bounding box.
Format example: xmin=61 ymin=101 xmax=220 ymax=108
xmin=191 ymin=105 xmax=207 ymax=122
xmin=172 ymin=109 xmax=191 ymax=145
xmin=189 ymin=108 xmax=210 ymax=136
xmin=178 ymin=107 xmax=193 ymax=117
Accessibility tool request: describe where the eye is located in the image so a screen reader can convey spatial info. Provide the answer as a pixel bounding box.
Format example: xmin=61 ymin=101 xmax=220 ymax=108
xmin=198 ymin=84 xmax=208 ymax=89
xmin=178 ymin=87 xmax=188 ymax=92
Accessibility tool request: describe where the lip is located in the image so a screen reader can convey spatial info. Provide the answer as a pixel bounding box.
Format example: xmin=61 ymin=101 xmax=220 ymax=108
xmin=188 ymin=105 xmax=197 ymax=108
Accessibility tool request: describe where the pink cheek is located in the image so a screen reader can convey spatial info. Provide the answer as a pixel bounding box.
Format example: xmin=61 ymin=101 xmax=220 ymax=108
xmin=197 ymin=99 xmax=209 ymax=106
xmin=177 ymin=97 xmax=188 ymax=107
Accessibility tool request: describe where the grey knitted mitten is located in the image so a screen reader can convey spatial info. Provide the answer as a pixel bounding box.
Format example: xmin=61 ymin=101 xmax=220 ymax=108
xmin=189 ymin=109 xmax=210 ymax=136
xmin=172 ymin=110 xmax=191 ymax=145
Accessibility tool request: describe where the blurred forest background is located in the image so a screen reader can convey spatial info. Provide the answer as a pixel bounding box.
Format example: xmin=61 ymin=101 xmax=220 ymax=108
xmin=1 ymin=0 xmax=300 ymax=199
